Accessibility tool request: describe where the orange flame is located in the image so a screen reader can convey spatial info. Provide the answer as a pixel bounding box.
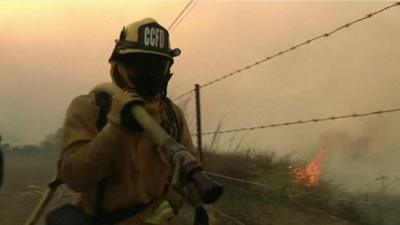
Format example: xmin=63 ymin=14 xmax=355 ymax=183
xmin=289 ymin=135 xmax=332 ymax=187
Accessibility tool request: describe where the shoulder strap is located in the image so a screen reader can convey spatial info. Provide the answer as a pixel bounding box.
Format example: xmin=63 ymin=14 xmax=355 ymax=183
xmin=94 ymin=92 xmax=112 ymax=131
xmin=93 ymin=92 xmax=112 ymax=220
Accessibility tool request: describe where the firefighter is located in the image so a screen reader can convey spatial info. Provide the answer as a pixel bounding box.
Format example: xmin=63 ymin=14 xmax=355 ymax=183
xmin=51 ymin=18 xmax=215 ymax=225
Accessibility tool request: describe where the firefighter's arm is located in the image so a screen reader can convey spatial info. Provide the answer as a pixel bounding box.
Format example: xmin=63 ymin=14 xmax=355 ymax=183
xmin=59 ymin=91 xmax=142 ymax=192
xmin=58 ymin=95 xmax=123 ymax=191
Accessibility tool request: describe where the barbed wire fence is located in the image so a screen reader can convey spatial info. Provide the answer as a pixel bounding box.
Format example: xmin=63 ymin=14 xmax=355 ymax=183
xmin=169 ymin=2 xmax=400 ymax=224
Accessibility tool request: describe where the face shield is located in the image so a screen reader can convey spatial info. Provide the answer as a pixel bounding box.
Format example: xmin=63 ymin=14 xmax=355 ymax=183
xmin=120 ymin=54 xmax=172 ymax=98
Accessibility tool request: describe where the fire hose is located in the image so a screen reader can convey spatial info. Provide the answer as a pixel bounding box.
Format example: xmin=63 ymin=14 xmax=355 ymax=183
xmin=24 ymin=83 xmax=223 ymax=225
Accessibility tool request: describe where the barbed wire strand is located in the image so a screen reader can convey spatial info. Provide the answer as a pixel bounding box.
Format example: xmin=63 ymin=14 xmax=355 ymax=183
xmin=206 ymin=171 xmax=400 ymax=211
xmin=199 ymin=2 xmax=400 ymax=88
xmin=197 ymin=107 xmax=400 ymax=136
xmin=170 ymin=1 xmax=198 ymax=33
xmin=172 ymin=88 xmax=195 ymax=101
xmin=174 ymin=2 xmax=400 ymax=98
xmin=206 ymin=171 xmax=271 ymax=189
xmin=168 ymin=0 xmax=194 ymax=31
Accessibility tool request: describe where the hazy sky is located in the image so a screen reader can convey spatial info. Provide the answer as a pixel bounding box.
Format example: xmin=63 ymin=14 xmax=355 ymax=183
xmin=1 ymin=1 xmax=400 ymax=191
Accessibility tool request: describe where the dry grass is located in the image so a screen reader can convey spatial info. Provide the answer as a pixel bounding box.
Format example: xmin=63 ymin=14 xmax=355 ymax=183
xmin=1 ymin=146 xmax=400 ymax=225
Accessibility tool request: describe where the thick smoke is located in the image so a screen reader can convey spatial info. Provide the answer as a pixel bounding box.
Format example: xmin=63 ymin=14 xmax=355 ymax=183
xmin=321 ymin=115 xmax=400 ymax=194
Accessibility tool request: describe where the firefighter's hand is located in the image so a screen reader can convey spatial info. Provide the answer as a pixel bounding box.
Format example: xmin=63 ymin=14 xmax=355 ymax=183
xmin=107 ymin=89 xmax=144 ymax=132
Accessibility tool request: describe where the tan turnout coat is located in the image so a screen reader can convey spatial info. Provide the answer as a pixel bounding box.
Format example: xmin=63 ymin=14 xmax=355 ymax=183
xmin=58 ymin=92 xmax=199 ymax=225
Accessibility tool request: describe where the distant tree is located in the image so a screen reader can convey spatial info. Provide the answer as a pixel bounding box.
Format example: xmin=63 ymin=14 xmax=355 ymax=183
xmin=2 ymin=143 xmax=10 ymax=151
xmin=4 ymin=128 xmax=63 ymax=155
xmin=13 ymin=145 xmax=41 ymax=154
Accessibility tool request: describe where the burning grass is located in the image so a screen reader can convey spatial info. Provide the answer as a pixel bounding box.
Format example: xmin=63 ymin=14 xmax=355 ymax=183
xmin=203 ymin=149 xmax=367 ymax=225
xmin=289 ymin=135 xmax=332 ymax=187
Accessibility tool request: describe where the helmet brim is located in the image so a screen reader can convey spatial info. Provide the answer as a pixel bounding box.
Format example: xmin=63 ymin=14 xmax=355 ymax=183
xmin=118 ymin=49 xmax=173 ymax=60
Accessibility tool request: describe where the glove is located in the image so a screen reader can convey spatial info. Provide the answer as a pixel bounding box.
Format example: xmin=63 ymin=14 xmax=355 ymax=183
xmin=107 ymin=89 xmax=144 ymax=132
